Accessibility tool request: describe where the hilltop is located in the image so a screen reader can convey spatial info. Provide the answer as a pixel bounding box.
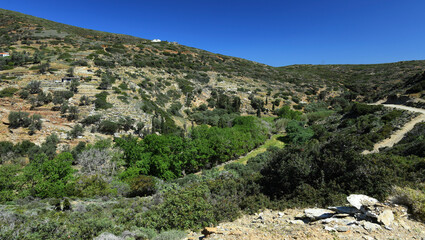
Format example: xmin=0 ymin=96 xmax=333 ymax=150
xmin=0 ymin=8 xmax=424 ymax=145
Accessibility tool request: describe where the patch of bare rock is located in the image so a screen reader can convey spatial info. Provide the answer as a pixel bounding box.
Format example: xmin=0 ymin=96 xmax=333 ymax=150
xmin=188 ymin=194 xmax=425 ymax=240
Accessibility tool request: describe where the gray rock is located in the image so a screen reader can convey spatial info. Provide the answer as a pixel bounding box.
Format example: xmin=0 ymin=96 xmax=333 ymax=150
xmin=320 ymin=217 xmax=357 ymax=225
xmin=328 ymin=206 xmax=360 ymax=214
xmin=334 ymin=225 xmax=350 ymax=232
xmin=304 ymin=208 xmax=334 ymax=220
xmin=362 ymin=221 xmax=381 ymax=232
xmin=121 ymin=231 xmax=136 ymax=238
xmin=347 ymin=194 xmax=379 ymax=210
xmin=377 ymin=209 xmax=394 ymax=227
xmin=94 ymin=232 xmax=123 ymax=240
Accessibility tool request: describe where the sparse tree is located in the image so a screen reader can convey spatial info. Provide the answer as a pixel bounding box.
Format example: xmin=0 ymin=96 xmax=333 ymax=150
xmin=67 ymin=106 xmax=79 ymax=121
xmin=26 ymin=81 xmax=42 ymax=94
xmin=79 ymin=95 xmax=91 ymax=106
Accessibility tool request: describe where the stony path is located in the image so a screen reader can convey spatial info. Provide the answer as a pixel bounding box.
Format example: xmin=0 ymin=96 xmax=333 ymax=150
xmin=362 ymin=104 xmax=425 ymax=154
xmin=188 ymin=194 xmax=425 ymax=240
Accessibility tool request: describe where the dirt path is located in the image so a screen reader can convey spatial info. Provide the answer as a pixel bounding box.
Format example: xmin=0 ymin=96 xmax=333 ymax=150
xmin=362 ymin=104 xmax=425 ymax=154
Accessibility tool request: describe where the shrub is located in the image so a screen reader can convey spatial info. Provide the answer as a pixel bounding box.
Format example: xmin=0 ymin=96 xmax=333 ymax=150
xmin=128 ymin=175 xmax=157 ymax=197
xmin=81 ymin=114 xmax=102 ymax=126
xmin=392 ymin=186 xmax=425 ymax=222
xmin=79 ymin=95 xmax=91 ymax=106
xmin=77 ymin=148 xmax=115 ymax=176
xmin=276 ymin=105 xmax=302 ymax=120
xmin=69 ymin=124 xmax=84 ymax=139
xmin=98 ymin=120 xmax=119 ymax=135
xmin=8 ymin=111 xmax=30 ymax=128
xmin=285 ymin=120 xmax=313 ymax=144
xmin=24 ymin=153 xmax=74 ymax=198
xmin=139 ymin=185 xmax=215 ymax=230
xmin=350 ymin=102 xmax=383 ymax=116
xmin=26 ymin=81 xmax=41 ymax=94
xmin=153 ymin=230 xmax=187 ymax=240
xmin=0 ymin=87 xmax=18 ymax=98
xmin=94 ymin=92 xmax=112 ymax=110
xmin=74 ymin=175 xmax=113 ymax=198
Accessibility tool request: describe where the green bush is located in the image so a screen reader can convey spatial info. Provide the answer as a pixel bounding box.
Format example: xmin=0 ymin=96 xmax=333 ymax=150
xmin=393 ymin=186 xmax=425 ymax=222
xmin=128 ymin=175 xmax=157 ymax=197
xmin=98 ymin=120 xmax=119 ymax=135
xmin=153 ymin=230 xmax=187 ymax=240
xmin=139 ymin=184 xmax=215 ymax=230
xmin=81 ymin=114 xmax=102 ymax=126
xmin=276 ymin=105 xmax=302 ymax=120
xmin=0 ymin=87 xmax=18 ymax=98
xmin=8 ymin=111 xmax=30 ymax=128
xmin=94 ymin=92 xmax=112 ymax=110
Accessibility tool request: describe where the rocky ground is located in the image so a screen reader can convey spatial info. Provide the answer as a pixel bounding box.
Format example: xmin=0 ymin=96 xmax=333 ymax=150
xmin=188 ymin=195 xmax=425 ymax=240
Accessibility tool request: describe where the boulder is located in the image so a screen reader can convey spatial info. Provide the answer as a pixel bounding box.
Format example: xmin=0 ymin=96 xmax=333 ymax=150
xmin=320 ymin=217 xmax=356 ymax=225
xmin=289 ymin=220 xmax=305 ymax=224
xmin=334 ymin=225 xmax=350 ymax=232
xmin=377 ymin=209 xmax=394 ymax=227
xmin=347 ymin=194 xmax=378 ymax=210
xmin=304 ymin=208 xmax=334 ymax=220
xmin=362 ymin=221 xmax=381 ymax=232
xmin=93 ymin=232 xmax=123 ymax=240
xmin=328 ymin=206 xmax=360 ymax=214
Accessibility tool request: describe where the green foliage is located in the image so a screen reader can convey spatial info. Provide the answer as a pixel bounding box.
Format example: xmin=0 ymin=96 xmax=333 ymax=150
xmin=285 ymin=120 xmax=314 ymax=144
xmin=94 ymin=91 xmax=113 ymax=110
xmin=349 ymin=102 xmax=383 ymax=116
xmin=167 ymin=102 xmax=182 ymax=116
xmin=81 ymin=114 xmax=102 ymax=126
xmin=0 ymin=87 xmax=18 ymax=98
xmin=276 ymin=105 xmax=302 ymax=120
xmin=393 ymin=186 xmax=425 ymax=222
xmin=139 ymin=184 xmax=215 ymax=230
xmin=8 ymin=111 xmax=30 ymax=128
xmin=116 ymin=116 xmax=268 ymax=180
xmin=0 ymin=164 xmax=25 ymax=202
xmin=98 ymin=120 xmax=119 ymax=135
xmin=128 ymin=175 xmax=157 ymax=197
xmin=53 ymin=90 xmax=74 ymax=105
xmin=68 ymin=124 xmax=84 ymax=139
xmin=26 ymin=80 xmax=41 ymax=94
xmin=153 ymin=230 xmax=187 ymax=240
xmin=24 ymin=153 xmax=74 ymax=198
xmin=74 ymin=175 xmax=114 ymax=197
xmin=261 ymin=136 xmax=395 ymax=206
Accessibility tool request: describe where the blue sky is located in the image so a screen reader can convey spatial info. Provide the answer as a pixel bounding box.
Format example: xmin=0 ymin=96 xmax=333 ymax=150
xmin=2 ymin=0 xmax=425 ymax=66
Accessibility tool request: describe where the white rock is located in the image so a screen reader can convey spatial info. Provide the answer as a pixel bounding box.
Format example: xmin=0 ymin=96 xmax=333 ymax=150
xmin=93 ymin=232 xmax=123 ymax=240
xmin=324 ymin=226 xmax=336 ymax=232
xmin=377 ymin=209 xmax=394 ymax=227
xmin=304 ymin=208 xmax=334 ymax=220
xmin=347 ymin=194 xmax=379 ymax=210
xmin=289 ymin=220 xmax=304 ymax=224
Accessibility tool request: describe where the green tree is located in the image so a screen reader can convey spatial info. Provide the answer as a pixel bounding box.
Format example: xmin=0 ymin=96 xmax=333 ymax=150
xmin=24 ymin=153 xmax=74 ymax=198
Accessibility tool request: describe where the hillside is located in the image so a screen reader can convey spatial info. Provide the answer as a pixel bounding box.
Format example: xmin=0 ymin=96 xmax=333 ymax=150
xmin=0 ymin=8 xmax=424 ymax=240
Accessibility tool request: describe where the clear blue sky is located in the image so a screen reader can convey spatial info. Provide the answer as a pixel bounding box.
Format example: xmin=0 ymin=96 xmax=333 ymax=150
xmin=3 ymin=0 xmax=425 ymax=66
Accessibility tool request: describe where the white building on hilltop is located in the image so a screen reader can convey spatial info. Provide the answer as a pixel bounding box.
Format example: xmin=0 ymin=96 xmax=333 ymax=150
xmin=151 ymin=39 xmax=161 ymax=43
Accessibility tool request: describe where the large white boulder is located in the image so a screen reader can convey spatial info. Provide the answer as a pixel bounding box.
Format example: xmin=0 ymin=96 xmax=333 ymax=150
xmin=347 ymin=194 xmax=378 ymax=210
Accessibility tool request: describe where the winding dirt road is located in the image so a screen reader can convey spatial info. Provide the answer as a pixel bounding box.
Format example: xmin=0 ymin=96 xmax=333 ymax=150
xmin=362 ymin=104 xmax=425 ymax=154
